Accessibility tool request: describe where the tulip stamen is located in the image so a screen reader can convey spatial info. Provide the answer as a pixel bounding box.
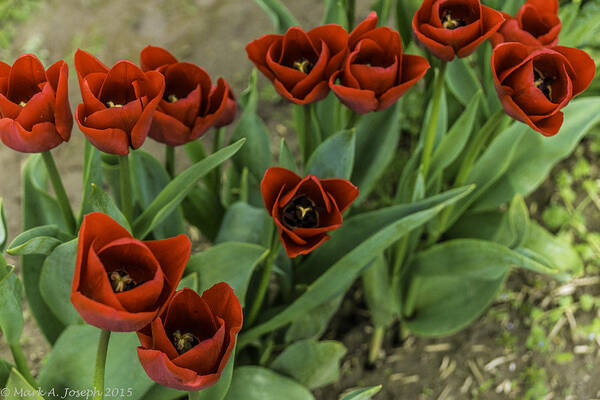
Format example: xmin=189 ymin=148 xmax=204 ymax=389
xmin=18 ymin=101 xmax=26 ymax=107
xmin=441 ymin=11 xmax=467 ymax=30
xmin=106 ymin=101 xmax=123 ymax=108
xmin=167 ymin=94 xmax=179 ymax=103
xmin=109 ymin=269 xmax=139 ymax=293
xmin=293 ymin=58 xmax=314 ymax=74
xmin=172 ymin=330 xmax=199 ymax=355
xmin=533 ymin=68 xmax=554 ymax=101
xmin=282 ymin=195 xmax=319 ymax=228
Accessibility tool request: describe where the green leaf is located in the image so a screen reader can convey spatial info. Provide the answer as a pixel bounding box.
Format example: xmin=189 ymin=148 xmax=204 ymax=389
xmin=21 ymin=154 xmax=67 ymax=343
xmin=182 ymin=185 xmax=225 ymax=242
xmin=0 ymin=359 xmax=12 ymax=388
xmin=187 ymin=242 xmax=269 ymax=307
xmin=340 ymin=385 xmax=383 ymax=400
xmin=177 ymin=272 xmax=198 ymax=291
xmin=0 ymin=263 xmax=23 ymax=345
xmin=271 ymin=340 xmax=346 ymax=389
xmin=78 ymin=140 xmax=103 ymax=222
xmin=39 ymin=325 xmax=154 ymax=400
xmin=253 ymin=0 xmax=299 ymax=33
xmin=240 ymin=186 xmax=473 ymax=347
xmin=405 ymin=239 xmax=558 ymax=336
xmin=323 ymin=0 xmax=348 ymax=27
xmin=215 ymin=202 xmax=273 ymax=247
xmin=133 ymin=139 xmax=245 ymax=239
xmin=39 ymin=240 xmax=82 ymax=326
xmin=7 ymin=225 xmax=72 ymax=256
xmin=474 ymin=97 xmax=600 ymax=211
xmin=279 ymin=138 xmax=299 ymax=173
xmin=130 ymin=150 xmax=186 ymax=239
xmin=352 ymin=102 xmax=401 ymax=204
xmin=4 ymin=369 xmax=44 ymax=400
xmin=0 ymin=198 xmax=7 ymax=253
xmin=285 ymin=295 xmax=343 ymax=343
xmin=362 ymin=253 xmax=397 ymax=328
xmin=225 ymin=367 xmax=314 ymax=400
xmin=306 ymin=129 xmax=355 ymax=180
xmin=508 ymin=194 xmax=529 ymax=248
xmin=88 ymin=184 xmax=131 ymax=232
xmin=427 ymin=91 xmax=481 ymax=186
xmin=445 ymin=59 xmax=486 ymax=114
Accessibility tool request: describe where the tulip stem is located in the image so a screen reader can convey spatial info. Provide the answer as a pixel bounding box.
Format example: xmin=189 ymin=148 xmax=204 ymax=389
xmin=246 ymin=230 xmax=280 ymax=327
xmin=119 ymin=155 xmax=134 ymax=223
xmin=93 ymin=330 xmax=111 ymax=400
xmin=368 ymin=326 xmax=385 ymax=365
xmin=419 ymin=62 xmax=447 ymax=182
xmin=9 ymin=342 xmax=37 ymax=388
xmin=165 ymin=145 xmax=175 ymax=178
xmin=42 ymin=151 xmax=77 ymax=234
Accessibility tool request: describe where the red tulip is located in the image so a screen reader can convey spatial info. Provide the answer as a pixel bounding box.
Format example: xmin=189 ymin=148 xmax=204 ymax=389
xmin=330 ymin=12 xmax=430 ymax=114
xmin=492 ymin=42 xmax=595 ymax=136
xmin=491 ymin=0 xmax=561 ymax=48
xmin=137 ymin=285 xmax=242 ymax=391
xmin=413 ymin=0 xmax=505 ymax=61
xmin=71 ymin=212 xmax=190 ymax=332
xmin=139 ymin=46 xmax=237 ymax=146
xmin=261 ymin=167 xmax=359 ymax=258
xmin=0 ymin=54 xmax=72 ymax=153
xmin=74 ymin=49 xmax=165 ymax=155
xmin=246 ymin=24 xmax=348 ymax=105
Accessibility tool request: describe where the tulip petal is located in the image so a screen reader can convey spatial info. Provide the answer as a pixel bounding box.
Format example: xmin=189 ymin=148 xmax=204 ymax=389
xmin=321 ymin=179 xmax=360 ymax=213
xmin=0 ymin=119 xmax=62 ymax=153
xmin=46 ymin=60 xmax=73 ymax=141
xmin=140 ymin=45 xmax=179 ymax=71
xmin=7 ymin=54 xmax=47 ymax=104
xmin=76 ymin=104 xmax=131 ymax=155
xmin=148 ymin=110 xmax=192 ymax=146
xmin=261 ymin=167 xmax=302 ymax=215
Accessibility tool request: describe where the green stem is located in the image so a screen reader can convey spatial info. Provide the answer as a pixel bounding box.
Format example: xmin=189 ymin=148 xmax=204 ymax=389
xmin=419 ymin=62 xmax=447 ymax=181
xmin=246 ymin=230 xmax=280 ymax=327
xmin=346 ymin=0 xmax=356 ymax=29
xmin=93 ymin=330 xmax=111 ymax=400
xmin=188 ymin=392 xmax=201 ymax=400
xmin=211 ymin=128 xmax=225 ymax=196
xmin=165 ymin=145 xmax=175 ymax=178
xmin=345 ymin=110 xmax=361 ymax=130
xmin=119 ymin=155 xmax=133 ymax=223
xmin=368 ymin=326 xmax=385 ymax=365
xmin=9 ymin=343 xmax=37 ymax=387
xmin=41 ymin=151 xmax=77 ymax=234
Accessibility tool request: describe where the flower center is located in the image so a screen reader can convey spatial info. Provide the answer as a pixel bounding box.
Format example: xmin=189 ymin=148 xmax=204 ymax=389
xmin=534 ymin=68 xmax=555 ymax=101
xmin=441 ymin=10 xmax=467 ymax=30
xmin=109 ymin=269 xmax=139 ymax=293
xmin=106 ymin=101 xmax=123 ymax=108
xmin=171 ymin=330 xmax=199 ymax=355
xmin=282 ymin=195 xmax=319 ymax=229
xmin=166 ymin=94 xmax=179 ymax=103
xmin=18 ymin=101 xmax=26 ymax=107
xmin=293 ymin=58 xmax=314 ymax=74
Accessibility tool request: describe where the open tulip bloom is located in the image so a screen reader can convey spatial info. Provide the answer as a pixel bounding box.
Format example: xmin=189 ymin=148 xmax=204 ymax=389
xmin=0 ymin=1 xmax=599 ymax=399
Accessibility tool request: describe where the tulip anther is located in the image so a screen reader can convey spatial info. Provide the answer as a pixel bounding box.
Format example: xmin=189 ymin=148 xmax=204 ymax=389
xmin=109 ymin=269 xmax=138 ymax=293
xmin=172 ymin=330 xmax=199 ymax=354
xmin=441 ymin=10 xmax=467 ymax=29
xmin=282 ymin=195 xmax=319 ymax=228
xmin=293 ymin=58 xmax=314 ymax=74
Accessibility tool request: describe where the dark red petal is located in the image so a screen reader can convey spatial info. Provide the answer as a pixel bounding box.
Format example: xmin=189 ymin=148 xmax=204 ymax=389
xmin=130 ymin=70 xmax=165 ymax=149
xmin=330 ymin=82 xmax=378 ymax=114
xmin=349 ymin=11 xmax=379 ymax=47
xmin=279 ymin=230 xmax=330 ymax=258
xmin=79 ymin=72 xmax=108 ymax=115
xmin=140 ymin=45 xmax=179 ymax=72
xmin=457 ymin=5 xmax=505 ymax=58
xmin=272 ymin=79 xmax=330 ymax=105
xmin=321 ymin=179 xmax=360 ymax=213
xmin=0 ymin=94 xmax=22 ymax=119
xmin=46 ymin=61 xmax=73 ymax=141
xmin=80 ymin=245 xmax=124 ymax=311
xmin=261 ymin=167 xmax=302 ymax=215
xmin=74 ymin=49 xmax=109 ymax=93
xmin=76 ymin=104 xmax=130 ymax=155
xmin=246 ymin=34 xmax=282 ymax=81
xmin=16 ymin=84 xmax=54 ymax=130
xmin=552 ymin=46 xmax=596 ymax=97
xmin=0 ymin=119 xmax=62 ymax=153
xmin=279 ymin=175 xmax=332 ymax=213
xmin=160 ymin=84 xmax=202 ymax=128
xmin=378 ymin=54 xmax=430 ymax=111
xmin=213 ymin=82 xmax=237 ymax=128
xmin=173 ymin=321 xmax=226 ymax=375
xmin=99 ymin=61 xmax=145 ymax=105
xmin=200 ymin=283 xmax=243 ymax=335
xmin=149 ymin=317 xmax=179 ymax=359
xmin=85 ymin=99 xmax=143 ymax=133
xmin=148 ymin=110 xmax=192 ymax=146
xmin=308 ymin=24 xmax=349 ymax=76
xmin=7 ymin=54 xmax=47 ymax=103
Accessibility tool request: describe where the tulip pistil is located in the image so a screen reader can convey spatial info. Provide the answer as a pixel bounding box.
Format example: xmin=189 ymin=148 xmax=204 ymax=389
xmin=172 ymin=330 xmax=199 ymax=354
xmin=109 ymin=269 xmax=139 ymax=293
xmin=167 ymin=94 xmax=179 ymax=103
xmin=106 ymin=101 xmax=123 ymax=108
xmin=19 ymin=101 xmax=26 ymax=107
xmin=441 ymin=11 xmax=467 ymax=30
xmin=534 ymin=68 xmax=554 ymax=101
xmin=282 ymin=195 xmax=319 ymax=228
xmin=293 ymin=58 xmax=314 ymax=74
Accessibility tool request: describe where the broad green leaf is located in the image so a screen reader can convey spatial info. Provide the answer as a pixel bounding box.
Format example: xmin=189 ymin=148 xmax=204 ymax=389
xmin=253 ymin=0 xmax=299 ymax=34
xmin=315 ymin=90 xmax=343 ymax=139
xmin=182 ymin=185 xmax=225 ymax=242
xmin=0 ymin=199 xmax=7 ymax=253
xmin=21 ymin=154 xmax=67 ymax=343
xmin=340 ymin=385 xmax=383 ymax=400
xmin=39 ymin=240 xmax=82 ymax=326
xmin=184 ymin=140 xmax=207 ymax=164
xmin=405 ymin=239 xmax=556 ymax=336
xmin=279 ymin=138 xmax=299 ymax=173
xmin=88 ymin=184 xmax=131 ymax=232
xmin=352 ymin=102 xmax=401 ymax=204
xmin=7 ymin=225 xmax=71 ymax=256
xmin=240 ymin=186 xmax=473 ymax=347
xmin=4 ymin=369 xmax=44 ymax=400
xmin=306 ymin=129 xmax=355 ymax=180
xmin=362 ymin=253 xmax=397 ymax=328
xmin=225 ymin=367 xmax=314 ymax=400
xmin=0 ymin=359 xmax=12 ymax=388
xmin=140 ymin=385 xmax=183 ymax=400
xmin=285 ymin=295 xmax=343 ymax=343
xmin=39 ymin=325 xmax=154 ymax=400
xmin=187 ymin=242 xmax=268 ymax=307
xmin=271 ymin=340 xmax=347 ymax=389
xmin=323 ymin=0 xmax=349 ymax=27
xmin=215 ymin=202 xmax=273 ymax=247
xmin=445 ymin=59 xmax=486 ymax=113
xmin=177 ymin=272 xmax=198 ymax=291
xmin=100 ymin=153 xmax=122 ymax=207
xmin=474 ymin=97 xmax=600 ymax=211
xmin=0 ymin=263 xmax=23 ymax=345
xmin=78 ymin=140 xmax=103 ymax=222
xmin=427 ymin=91 xmax=481 ymax=186
xmin=130 ymin=150 xmax=185 ymax=239
xmin=298 ymin=186 xmax=474 ymax=282
xmin=508 ymin=194 xmax=529 ymax=248
xmin=133 ymin=139 xmax=245 ymax=238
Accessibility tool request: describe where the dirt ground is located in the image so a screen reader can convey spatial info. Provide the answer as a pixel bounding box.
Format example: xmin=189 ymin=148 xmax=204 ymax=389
xmin=1 ymin=1 xmax=600 ymax=399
